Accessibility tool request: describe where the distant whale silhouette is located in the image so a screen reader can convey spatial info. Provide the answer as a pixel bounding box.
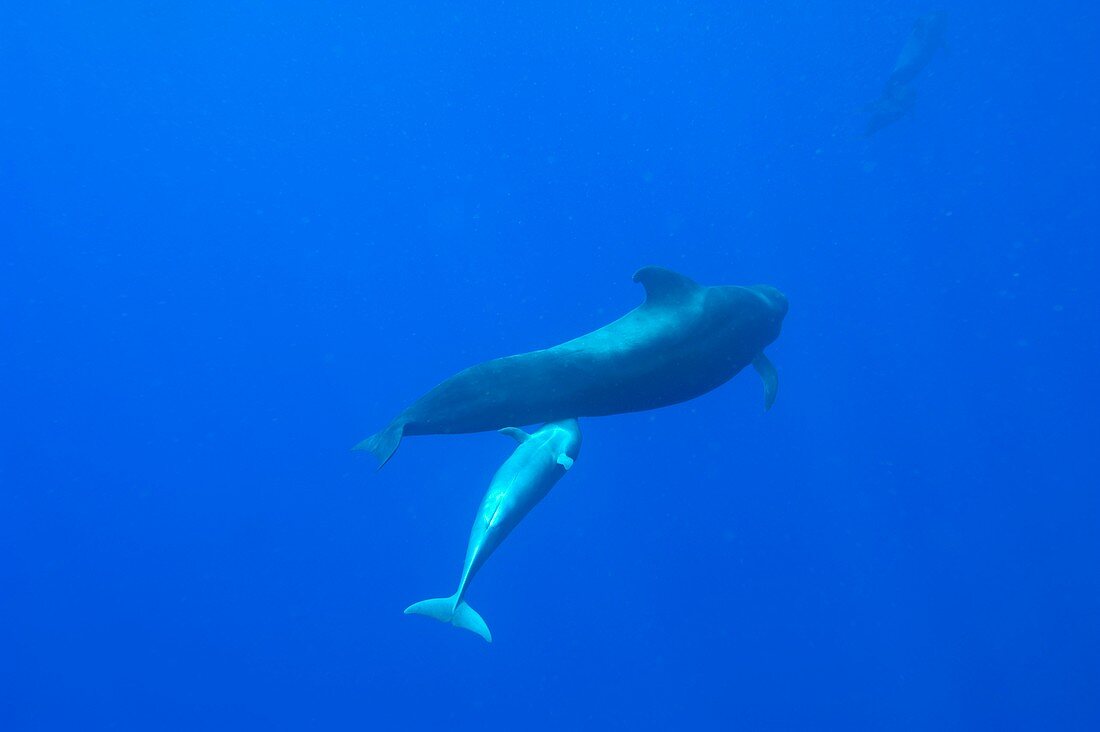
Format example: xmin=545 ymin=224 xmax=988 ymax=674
xmin=404 ymin=420 xmax=583 ymax=642
xmin=356 ymin=266 xmax=787 ymax=467
xmin=865 ymin=12 xmax=946 ymax=137
xmin=888 ymin=12 xmax=947 ymax=89
xmin=865 ymin=84 xmax=917 ymax=138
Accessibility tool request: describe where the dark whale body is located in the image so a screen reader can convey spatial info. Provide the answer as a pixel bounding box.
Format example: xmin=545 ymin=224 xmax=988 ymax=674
xmin=357 ymin=266 xmax=788 ymax=467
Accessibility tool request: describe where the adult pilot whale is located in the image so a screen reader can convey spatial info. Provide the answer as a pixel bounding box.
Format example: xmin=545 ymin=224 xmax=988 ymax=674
xmin=405 ymin=419 xmax=582 ymax=642
xmin=887 ymin=11 xmax=947 ymax=89
xmin=356 ymin=266 xmax=787 ymax=467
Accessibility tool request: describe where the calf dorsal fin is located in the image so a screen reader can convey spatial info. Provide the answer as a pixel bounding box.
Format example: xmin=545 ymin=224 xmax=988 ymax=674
xmin=499 ymin=427 xmax=531 ymax=443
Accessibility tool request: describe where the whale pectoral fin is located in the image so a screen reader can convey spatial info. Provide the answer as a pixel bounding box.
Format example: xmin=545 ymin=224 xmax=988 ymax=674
xmin=632 ymin=266 xmax=701 ymax=306
xmin=499 ymin=427 xmax=531 ymax=443
xmin=556 ymin=454 xmax=574 ymax=470
xmin=752 ymin=353 xmax=779 ymax=411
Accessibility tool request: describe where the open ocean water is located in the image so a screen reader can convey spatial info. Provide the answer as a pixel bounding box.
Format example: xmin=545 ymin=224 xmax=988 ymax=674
xmin=2 ymin=2 xmax=1098 ymax=730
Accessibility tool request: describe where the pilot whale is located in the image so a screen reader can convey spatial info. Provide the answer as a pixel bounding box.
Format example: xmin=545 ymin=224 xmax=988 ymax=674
xmin=404 ymin=420 xmax=583 ymax=642
xmin=888 ymin=12 xmax=947 ymax=89
xmin=356 ymin=266 xmax=787 ymax=467
xmin=864 ymin=12 xmax=946 ymax=137
xmin=865 ymin=83 xmax=916 ymax=137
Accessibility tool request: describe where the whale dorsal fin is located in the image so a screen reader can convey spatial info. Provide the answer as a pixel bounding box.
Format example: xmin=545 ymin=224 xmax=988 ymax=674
xmin=499 ymin=427 xmax=531 ymax=443
xmin=632 ymin=266 xmax=701 ymax=306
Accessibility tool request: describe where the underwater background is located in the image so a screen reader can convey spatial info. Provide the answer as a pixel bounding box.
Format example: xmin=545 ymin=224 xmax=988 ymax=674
xmin=2 ymin=1 xmax=1098 ymax=729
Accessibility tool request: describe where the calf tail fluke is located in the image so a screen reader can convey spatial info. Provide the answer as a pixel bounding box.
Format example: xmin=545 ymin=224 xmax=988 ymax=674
xmin=353 ymin=419 xmax=405 ymax=469
xmin=404 ymin=594 xmax=492 ymax=643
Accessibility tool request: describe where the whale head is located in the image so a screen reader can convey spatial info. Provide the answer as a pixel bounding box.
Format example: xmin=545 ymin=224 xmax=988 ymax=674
xmin=541 ymin=418 xmax=582 ymax=463
xmin=719 ymin=283 xmax=787 ymax=354
xmin=746 ymin=284 xmax=789 ymax=336
xmin=747 ymin=284 xmax=789 ymax=321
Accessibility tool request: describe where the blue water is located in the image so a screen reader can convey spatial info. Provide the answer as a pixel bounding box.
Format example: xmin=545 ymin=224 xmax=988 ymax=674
xmin=3 ymin=2 xmax=1097 ymax=729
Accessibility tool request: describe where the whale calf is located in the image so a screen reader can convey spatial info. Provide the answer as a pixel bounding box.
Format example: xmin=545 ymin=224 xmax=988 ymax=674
xmin=357 ymin=267 xmax=787 ymax=467
xmin=404 ymin=420 xmax=583 ymax=642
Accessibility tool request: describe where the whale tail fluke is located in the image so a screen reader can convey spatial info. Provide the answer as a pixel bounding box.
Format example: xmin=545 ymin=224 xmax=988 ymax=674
xmin=404 ymin=594 xmax=492 ymax=643
xmin=353 ymin=419 xmax=404 ymax=469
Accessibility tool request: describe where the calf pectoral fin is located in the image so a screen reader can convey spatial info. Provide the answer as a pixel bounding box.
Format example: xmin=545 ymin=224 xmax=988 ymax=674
xmin=499 ymin=427 xmax=531 ymax=443
xmin=752 ymin=353 xmax=779 ymax=411
xmin=556 ymin=454 xmax=574 ymax=470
